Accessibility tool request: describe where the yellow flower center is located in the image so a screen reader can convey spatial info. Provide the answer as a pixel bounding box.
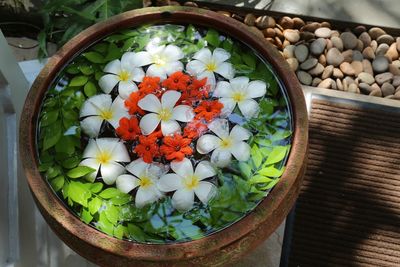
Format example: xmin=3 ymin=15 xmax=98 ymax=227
xmin=158 ymin=108 xmax=172 ymax=121
xmin=184 ymin=175 xmax=199 ymax=190
xmin=205 ymin=61 xmax=217 ymax=72
xmin=139 ymin=176 xmax=153 ymax=189
xmin=220 ymin=137 xmax=233 ymax=149
xmin=232 ymin=91 xmax=246 ymax=103
xmin=96 ymin=151 xmax=111 ymax=164
xmin=118 ymin=70 xmax=131 ymax=82
xmin=100 ymin=109 xmax=113 ymax=120
xmin=153 ymin=55 xmax=166 ymax=66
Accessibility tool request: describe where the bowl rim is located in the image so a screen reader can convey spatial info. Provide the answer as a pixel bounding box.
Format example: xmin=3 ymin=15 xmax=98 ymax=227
xmin=19 ymin=6 xmax=308 ymax=264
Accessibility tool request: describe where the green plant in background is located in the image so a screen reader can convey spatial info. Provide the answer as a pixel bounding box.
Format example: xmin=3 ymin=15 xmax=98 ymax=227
xmin=38 ymin=0 xmax=143 ymax=58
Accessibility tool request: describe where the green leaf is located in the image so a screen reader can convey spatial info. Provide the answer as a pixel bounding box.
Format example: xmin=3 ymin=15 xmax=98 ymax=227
xmin=62 ymin=156 xmax=81 ymax=169
xmin=259 ymin=178 xmax=280 ymax=190
xmin=37 ymin=30 xmax=48 ymax=57
xmin=55 ymin=136 xmax=75 ymax=155
xmin=68 ymin=181 xmax=92 ymax=207
xmin=186 ymin=24 xmax=196 ymax=42
xmin=222 ymin=38 xmax=233 ymax=52
xmin=122 ymin=37 xmax=135 ymax=51
xmin=41 ymin=110 xmax=58 ymax=127
xmin=67 ymin=166 xmax=96 ymax=179
xmin=42 ymin=126 xmax=61 ymax=150
xmin=249 ymin=175 xmax=273 ymax=184
xmin=90 ymin=182 xmax=104 ymax=193
xmin=114 ymin=224 xmax=125 ymax=239
xmin=50 ymin=176 xmax=65 ymax=192
xmin=81 ymin=208 xmax=93 ymax=224
xmin=110 ymin=194 xmax=132 ymax=205
xmin=234 ymin=64 xmax=254 ymax=74
xmin=88 ymin=197 xmax=103 ymax=214
xmin=46 ymin=166 xmax=61 ymax=179
xmin=259 ymin=99 xmax=274 ymax=115
xmin=105 ymin=43 xmax=122 ymax=61
xmin=251 ymin=145 xmax=263 ymax=169
xmin=98 ymin=211 xmax=114 ymax=235
xmin=69 ymin=76 xmax=88 ymax=87
xmin=83 ymin=51 xmax=105 ymax=63
xmin=66 ymin=64 xmax=80 ymax=74
xmin=105 ymin=204 xmax=119 ymax=225
xmin=99 ymin=188 xmax=123 ymax=199
xmin=127 ymin=223 xmax=146 ymax=242
xmin=258 ymin=166 xmax=285 ymax=177
xmin=84 ymin=81 xmax=97 ymax=97
xmin=242 ymin=52 xmax=256 ymax=69
xmin=92 ymin=43 xmax=108 ymax=53
xmin=79 ymin=65 xmax=94 ymax=75
xmin=265 ymin=146 xmax=289 ymax=165
xmin=238 ymin=162 xmax=252 ymax=179
xmin=205 ymin=29 xmax=220 ymax=47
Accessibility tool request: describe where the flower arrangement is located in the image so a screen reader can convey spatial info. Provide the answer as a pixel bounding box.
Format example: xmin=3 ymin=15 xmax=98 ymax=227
xmin=37 ymin=24 xmax=292 ymax=242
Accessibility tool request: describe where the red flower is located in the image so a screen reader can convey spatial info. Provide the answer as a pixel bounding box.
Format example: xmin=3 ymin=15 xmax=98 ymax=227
xmin=183 ymin=120 xmax=208 ymax=139
xmin=162 ymin=71 xmax=191 ymax=90
xmin=125 ymin=91 xmax=145 ymax=115
xmin=194 ymin=100 xmax=223 ymax=122
xmin=138 ymin=76 xmax=161 ymax=95
xmin=116 ymin=117 xmax=141 ymax=141
xmin=134 ymin=134 xmax=160 ymax=163
xmin=160 ymin=134 xmax=193 ymax=161
xmin=180 ymin=77 xmax=209 ymax=104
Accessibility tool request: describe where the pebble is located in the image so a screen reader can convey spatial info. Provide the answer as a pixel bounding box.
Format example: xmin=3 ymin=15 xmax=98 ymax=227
xmin=359 ymin=83 xmax=373 ymax=94
xmin=362 ymin=59 xmax=374 ymax=75
xmin=283 ymin=39 xmax=291 ymax=48
xmin=359 ymin=32 xmax=372 ymax=48
xmin=301 ymin=22 xmax=320 ymax=32
xmin=362 ymin=47 xmax=376 ymax=60
xmin=322 ymin=65 xmax=334 ymax=79
xmin=300 ymin=58 xmax=318 ymax=70
xmin=331 ymin=36 xmax=344 ymax=51
xmin=312 ymin=77 xmax=322 ymax=87
xmin=375 ymin=72 xmax=393 ymax=85
xmin=326 ymin=39 xmax=333 ymax=50
xmin=376 ymin=43 xmax=389 ymax=56
xmin=381 ymin=82 xmax=395 ymax=96
xmin=263 ymin=28 xmax=276 ymax=38
xmin=256 ymin=16 xmax=275 ymax=29
xmin=274 ymin=36 xmax=283 ymax=49
xmin=217 ymin=11 xmax=231 ymax=17
xmin=354 ymin=25 xmax=367 ymax=35
xmin=318 ymin=78 xmax=333 ymax=88
xmin=283 ymin=45 xmax=295 ymax=58
xmin=300 ymin=31 xmax=315 ymax=41
xmin=331 ymin=30 xmax=340 ymax=38
xmin=315 ymin=27 xmax=331 ymax=38
xmin=351 ymin=61 xmax=363 ymax=76
xmin=358 ymin=72 xmax=375 ymax=84
xmin=321 ymin=21 xmax=331 ymax=28
xmin=183 ymin=1 xmax=198 ymax=7
xmin=342 ymin=50 xmax=353 ymax=63
xmin=331 ymin=80 xmax=337 ymax=90
xmin=370 ymin=40 xmax=378 ymax=52
xmin=397 ymin=37 xmax=400 ymax=52
xmin=249 ymin=26 xmax=264 ymax=39
xmin=352 ymin=50 xmax=364 ymax=61
xmin=284 ymin=29 xmax=300 ymax=43
xmin=308 ymin=63 xmax=324 ymax=76
xmin=377 ymin=34 xmax=395 ymax=45
xmin=333 ymin=68 xmax=344 ymax=79
xmin=385 ymin=43 xmax=399 ymax=60
xmin=340 ymin=32 xmax=358 ymax=49
xmin=293 ymin=17 xmax=305 ymax=28
xmin=280 ymin=16 xmax=294 ymax=28
xmin=392 ymin=76 xmax=400 ymax=87
xmin=372 ymin=56 xmax=389 ymax=73
xmin=356 ymin=40 xmax=364 ymax=51
xmin=244 ymin=13 xmax=256 ymax=26
xmin=370 ymin=88 xmax=382 ymax=97
xmin=275 ymin=28 xmax=284 ymax=39
xmin=326 ymin=48 xmax=344 ymax=66
xmin=389 ymin=64 xmax=400 ymax=76
xmin=319 ymin=54 xmax=327 ymax=66
xmin=344 ymin=76 xmax=356 ymax=86
xmin=294 ymin=44 xmax=309 ymax=62
xmin=286 ymin=58 xmax=299 ymax=71
xmin=392 ymin=60 xmax=400 ymax=68
xmin=340 ymin=62 xmax=355 ymax=76
xmin=368 ymin=27 xmax=386 ymax=40
xmin=348 ymin=83 xmax=359 ymax=93
xmin=336 ymin=78 xmax=344 ymax=90
xmin=297 ymin=71 xmax=312 ymax=85
xmin=310 ymin=38 xmax=326 ymax=55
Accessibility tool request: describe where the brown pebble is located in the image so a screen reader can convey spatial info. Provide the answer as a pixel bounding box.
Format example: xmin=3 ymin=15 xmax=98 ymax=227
xmin=362 ymin=47 xmax=375 ymax=60
xmin=320 ymin=21 xmax=331 ymax=28
xmin=276 ymin=23 xmax=284 ymax=32
xmin=232 ymin=14 xmax=244 ymax=21
xmin=274 ymin=28 xmax=284 ymax=39
xmin=342 ymin=50 xmax=353 ymax=63
xmin=376 ymin=43 xmax=389 ymax=56
xmin=359 ymin=32 xmax=372 ymax=48
xmin=385 ymin=43 xmax=399 ymax=61
xmin=396 ymin=37 xmax=400 ymax=53
xmin=377 ymin=34 xmax=395 ymax=45
xmin=293 ymin=17 xmax=305 ymax=29
xmin=381 ymin=82 xmax=395 ymax=96
xmin=342 ymin=79 xmax=348 ymax=91
xmin=326 ymin=39 xmax=333 ymax=50
xmin=168 ymin=1 xmax=181 ymax=6
xmin=183 ymin=1 xmax=198 ymax=7
xmin=330 ymin=30 xmax=340 ymax=38
xmin=340 ymin=62 xmax=356 ymax=76
xmin=370 ymin=89 xmax=382 ymax=97
xmin=331 ymin=36 xmax=343 ymax=51
xmin=308 ymin=63 xmax=324 ymax=76
xmin=356 ymin=40 xmax=364 ymax=51
xmin=322 ymin=65 xmax=334 ymax=79
xmin=249 ymin=26 xmax=264 ymax=39
xmin=370 ymin=40 xmax=378 ymax=51
xmin=336 ymin=78 xmax=344 ymax=91
xmin=284 ymin=29 xmax=300 ymax=43
xmin=301 ymin=22 xmax=320 ymax=32
xmin=351 ymin=61 xmax=363 ymax=76
xmin=274 ymin=36 xmax=283 ymax=49
xmin=279 ymin=16 xmax=294 ymax=29
xmin=333 ymin=68 xmax=344 ymax=79
xmin=331 ymin=80 xmax=337 ymax=90
xmin=263 ymin=28 xmax=276 ymax=38
xmin=300 ymin=31 xmax=315 ymax=41
xmin=392 ymin=75 xmax=400 ymax=87
xmin=244 ymin=13 xmax=256 ymax=26
xmin=286 ymin=58 xmax=299 ymax=71
xmin=265 ymin=37 xmax=275 ymax=44
xmin=354 ymin=25 xmax=367 ymax=35
xmin=362 ymin=59 xmax=374 ymax=75
xmin=283 ymin=45 xmax=295 ymax=58
xmin=319 ymin=54 xmax=327 ymax=66
xmin=282 ymin=39 xmax=291 ymax=48
xmin=375 ymin=72 xmax=393 ymax=85
xmin=348 ymin=83 xmax=359 ymax=93
xmin=256 ymin=16 xmax=275 ymax=29
xmin=369 ymin=27 xmax=386 ymax=40
xmin=318 ymin=78 xmax=334 ymax=88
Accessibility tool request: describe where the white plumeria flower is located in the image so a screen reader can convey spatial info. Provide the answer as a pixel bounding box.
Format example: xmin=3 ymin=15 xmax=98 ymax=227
xmin=79 ymin=138 xmax=130 ymax=185
xmin=138 ymin=91 xmax=194 ymax=136
xmin=213 ymin=76 xmax=267 ymax=119
xmin=116 ymin=158 xmax=166 ymax=208
xmin=186 ymin=48 xmax=235 ymax=90
xmin=98 ymin=52 xmax=146 ymax=99
xmin=80 ymin=94 xmax=129 ymax=138
xmin=196 ymin=119 xmax=251 ymax=167
xmin=158 ymin=158 xmax=217 ymax=211
xmin=131 ymin=43 xmax=184 ymax=80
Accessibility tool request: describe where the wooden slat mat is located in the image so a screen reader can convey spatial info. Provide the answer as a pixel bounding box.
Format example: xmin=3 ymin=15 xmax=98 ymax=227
xmin=287 ymin=98 xmax=400 ymax=267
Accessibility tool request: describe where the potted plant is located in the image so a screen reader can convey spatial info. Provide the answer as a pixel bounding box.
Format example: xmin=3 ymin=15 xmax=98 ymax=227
xmin=20 ymin=6 xmax=308 ymax=266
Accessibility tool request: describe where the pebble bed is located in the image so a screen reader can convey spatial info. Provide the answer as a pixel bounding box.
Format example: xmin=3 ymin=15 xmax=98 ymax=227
xmin=157 ymin=1 xmax=400 ymax=100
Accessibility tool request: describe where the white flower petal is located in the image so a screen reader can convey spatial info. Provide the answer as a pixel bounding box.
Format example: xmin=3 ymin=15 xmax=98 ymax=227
xmin=215 ymin=62 xmax=235 ymax=79
xmin=136 ymin=186 xmax=160 ymax=208
xmin=116 ymin=174 xmax=139 ymax=193
xmin=130 ymin=67 xmax=145 ymax=82
xmin=213 ymin=48 xmax=231 ymax=63
xmin=186 ymin=60 xmax=206 ymax=76
xmin=100 ymin=162 xmax=126 ymax=185
xmin=139 ymin=113 xmax=161 ymax=135
xmin=99 ymin=74 xmax=120 ymax=94
xmin=213 ymin=81 xmax=232 ymax=98
xmin=246 ymin=80 xmax=267 ymax=98
xmin=196 ymin=134 xmax=220 ymax=154
xmin=197 ymin=71 xmax=216 ymax=91
xmin=147 ymin=44 xmax=165 ymax=54
xmin=157 ymin=173 xmax=183 ymax=192
xmin=194 ymin=161 xmax=216 ymax=180
xmin=171 ymin=158 xmax=194 ymax=178
xmin=79 ymin=158 xmax=100 ymax=182
xmin=193 ymin=48 xmax=212 ymax=63
xmin=131 ymin=51 xmax=153 ymax=67
xmin=161 ymin=91 xmax=181 ymax=109
xmin=218 ymin=97 xmax=236 ymax=117
xmin=103 ymin=59 xmax=121 ymax=74
xmin=120 ymin=52 xmax=136 ymax=69
xmin=208 ymin=118 xmax=230 ymax=139
xmin=172 ymin=189 xmax=195 ymax=211
xmin=194 ymin=181 xmax=217 ymax=204
xmin=211 ymin=148 xmax=232 ymax=167
xmin=82 ymin=139 xmax=101 ymax=158
xmin=230 ymin=76 xmax=250 ymax=92
xmin=238 ymin=99 xmax=260 ymax=119
xmin=229 ymin=125 xmax=251 ymax=141
xmin=109 ymin=141 xmax=130 ymax=162
xmin=138 ymin=94 xmax=161 ymax=113
xmin=80 ymin=116 xmax=103 ymax=138
xmin=172 ymin=105 xmax=194 ymax=122
xmin=146 ymin=64 xmax=167 ymax=80
xmin=126 ymin=158 xmax=148 ymax=178
xmin=80 ymin=101 xmax=98 ymax=117
xmin=118 ymin=80 xmax=138 ymax=99
xmin=161 ymin=120 xmax=181 ymax=136
xmin=164 ymin=61 xmax=184 ymax=76
xmin=164 ymin=45 xmax=184 ymax=61
xmin=230 ymin=141 xmax=251 ymax=162
xmin=83 ymin=94 xmax=112 ymax=117
xmin=95 ymin=138 xmax=119 ymax=155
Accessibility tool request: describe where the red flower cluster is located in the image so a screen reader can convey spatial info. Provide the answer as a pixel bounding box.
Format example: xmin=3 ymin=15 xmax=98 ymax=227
xmin=160 ymin=134 xmax=193 ymax=161
xmin=125 ymin=77 xmax=161 ymax=116
xmin=134 ymin=132 xmax=160 ymax=163
xmin=116 ymin=117 xmax=141 ymax=141
xmin=194 ymin=100 xmax=224 ymax=122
